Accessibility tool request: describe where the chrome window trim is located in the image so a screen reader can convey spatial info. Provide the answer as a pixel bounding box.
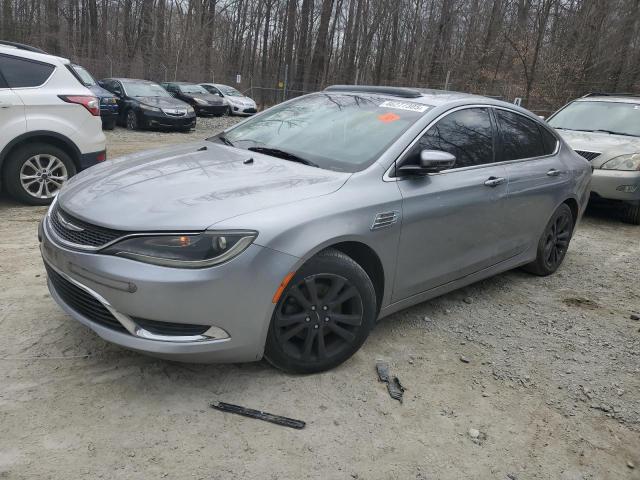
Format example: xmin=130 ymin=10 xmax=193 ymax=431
xmin=383 ymin=104 xmax=561 ymax=182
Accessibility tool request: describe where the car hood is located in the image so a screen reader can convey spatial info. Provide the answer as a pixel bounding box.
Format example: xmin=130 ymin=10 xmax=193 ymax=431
xmin=58 ymin=142 xmax=351 ymax=231
xmin=557 ymin=129 xmax=640 ymax=167
xmin=226 ymin=95 xmax=255 ymax=105
xmin=134 ymin=96 xmax=190 ymax=109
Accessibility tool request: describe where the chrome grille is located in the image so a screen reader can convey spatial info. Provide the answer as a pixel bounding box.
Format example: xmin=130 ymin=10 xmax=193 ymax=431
xmin=49 ymin=203 xmax=125 ymax=248
xmin=574 ymin=150 xmax=601 ymax=161
xmin=371 ymin=211 xmax=398 ymax=230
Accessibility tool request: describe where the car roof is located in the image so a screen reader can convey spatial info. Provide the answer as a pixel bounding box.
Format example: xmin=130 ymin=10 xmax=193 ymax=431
xmin=575 ymin=95 xmax=640 ymax=105
xmin=107 ymin=78 xmax=160 ymax=84
xmin=322 ymin=85 xmax=528 ymax=111
xmin=0 ymin=44 xmax=69 ymax=65
xmin=167 ymin=81 xmax=199 ymax=85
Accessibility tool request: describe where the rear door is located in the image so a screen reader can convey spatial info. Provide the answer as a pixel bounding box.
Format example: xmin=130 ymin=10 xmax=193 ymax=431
xmin=393 ymin=106 xmax=513 ymax=301
xmin=494 ymin=108 xmax=569 ymax=254
xmin=0 ymin=58 xmax=26 ymax=153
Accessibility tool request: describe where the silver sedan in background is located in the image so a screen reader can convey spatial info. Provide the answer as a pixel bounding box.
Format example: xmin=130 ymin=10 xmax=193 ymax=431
xmin=39 ymin=86 xmax=591 ymax=373
xmin=200 ymin=83 xmax=257 ymax=116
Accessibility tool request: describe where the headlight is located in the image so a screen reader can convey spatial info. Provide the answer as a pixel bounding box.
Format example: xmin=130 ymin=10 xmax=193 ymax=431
xmin=193 ymin=98 xmax=208 ymax=105
xmin=139 ymin=103 xmax=161 ymax=112
xmin=102 ymin=231 xmax=257 ymax=268
xmin=601 ymin=153 xmax=640 ymax=171
xmin=187 ymin=106 xmax=195 ymax=114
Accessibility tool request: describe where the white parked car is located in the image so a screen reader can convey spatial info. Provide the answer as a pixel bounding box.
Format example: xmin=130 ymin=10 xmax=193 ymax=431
xmin=200 ymin=83 xmax=257 ymax=116
xmin=0 ymin=42 xmax=106 ymax=205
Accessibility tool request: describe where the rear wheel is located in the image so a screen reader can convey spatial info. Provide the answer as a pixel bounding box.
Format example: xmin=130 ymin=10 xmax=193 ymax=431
xmin=622 ymin=203 xmax=640 ymax=225
xmin=264 ymin=249 xmax=377 ymax=374
xmin=523 ymin=203 xmax=574 ymax=276
xmin=3 ymin=143 xmax=76 ymax=205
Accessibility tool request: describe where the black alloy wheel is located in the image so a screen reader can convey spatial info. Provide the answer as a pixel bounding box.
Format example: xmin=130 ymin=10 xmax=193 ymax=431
xmin=523 ymin=203 xmax=574 ymax=276
xmin=126 ymin=110 xmax=139 ymax=130
xmin=265 ymin=249 xmax=377 ymax=373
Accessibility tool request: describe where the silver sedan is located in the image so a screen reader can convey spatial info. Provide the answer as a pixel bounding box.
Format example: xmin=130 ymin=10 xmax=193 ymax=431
xmin=39 ymin=86 xmax=592 ymax=373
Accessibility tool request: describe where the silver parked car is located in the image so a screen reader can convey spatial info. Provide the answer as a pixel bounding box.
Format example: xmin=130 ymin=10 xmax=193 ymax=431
xmin=547 ymin=93 xmax=640 ymax=224
xmin=39 ymin=86 xmax=591 ymax=373
xmin=199 ymin=83 xmax=257 ymax=116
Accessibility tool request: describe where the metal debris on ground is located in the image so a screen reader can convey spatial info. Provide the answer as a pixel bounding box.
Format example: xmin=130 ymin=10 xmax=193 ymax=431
xmin=211 ymin=401 xmax=305 ymax=429
xmin=376 ymin=361 xmax=405 ymax=403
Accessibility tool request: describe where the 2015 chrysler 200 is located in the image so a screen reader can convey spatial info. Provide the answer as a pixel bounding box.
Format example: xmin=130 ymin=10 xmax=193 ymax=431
xmin=39 ymin=86 xmax=592 ymax=373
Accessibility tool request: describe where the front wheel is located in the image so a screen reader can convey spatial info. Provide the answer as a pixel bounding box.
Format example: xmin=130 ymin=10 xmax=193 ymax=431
xmin=523 ymin=203 xmax=574 ymax=276
xmin=264 ymin=249 xmax=377 ymax=374
xmin=126 ymin=110 xmax=139 ymax=130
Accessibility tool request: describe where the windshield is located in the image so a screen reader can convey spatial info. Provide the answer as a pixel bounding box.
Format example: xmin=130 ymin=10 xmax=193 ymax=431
xmin=216 ymin=93 xmax=430 ymax=172
xmin=179 ymin=84 xmax=208 ymax=94
xmin=218 ymin=85 xmax=243 ymax=97
xmin=549 ymin=100 xmax=640 ymax=137
xmin=124 ymin=82 xmax=171 ymax=97
xmin=72 ymin=65 xmax=95 ymax=86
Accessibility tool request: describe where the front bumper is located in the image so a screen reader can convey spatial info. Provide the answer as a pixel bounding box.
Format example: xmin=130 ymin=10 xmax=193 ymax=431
xmin=39 ymin=216 xmax=298 ymax=363
xmin=591 ymin=169 xmax=640 ymax=203
xmin=141 ymin=110 xmax=197 ymax=130
xmin=229 ymin=104 xmax=257 ymax=115
xmin=195 ymin=104 xmax=227 ymax=116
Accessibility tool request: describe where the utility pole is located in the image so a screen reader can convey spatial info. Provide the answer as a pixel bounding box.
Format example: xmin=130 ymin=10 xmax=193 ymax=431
xmin=283 ymin=64 xmax=288 ymax=102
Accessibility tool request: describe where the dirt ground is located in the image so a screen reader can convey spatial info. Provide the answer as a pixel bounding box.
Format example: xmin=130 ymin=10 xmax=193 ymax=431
xmin=1 ymin=118 xmax=639 ymax=479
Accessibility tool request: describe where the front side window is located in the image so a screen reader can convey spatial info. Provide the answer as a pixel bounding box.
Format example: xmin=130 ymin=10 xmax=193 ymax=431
xmin=404 ymin=107 xmax=494 ymax=169
xmin=548 ymin=100 xmax=640 ymax=137
xmin=0 ymin=55 xmax=55 ymax=88
xmin=496 ymin=109 xmax=545 ymax=161
xmin=219 ymin=93 xmax=430 ymax=172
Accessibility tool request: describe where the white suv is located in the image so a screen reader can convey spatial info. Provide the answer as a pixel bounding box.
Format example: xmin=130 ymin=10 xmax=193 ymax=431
xmin=0 ymin=42 xmax=106 ymax=205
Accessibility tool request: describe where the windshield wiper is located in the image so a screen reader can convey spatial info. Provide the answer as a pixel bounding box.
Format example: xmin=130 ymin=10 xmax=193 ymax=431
xmin=217 ymin=135 xmax=234 ymax=147
xmin=589 ymin=129 xmax=636 ymax=137
xmin=247 ymin=147 xmax=319 ymax=168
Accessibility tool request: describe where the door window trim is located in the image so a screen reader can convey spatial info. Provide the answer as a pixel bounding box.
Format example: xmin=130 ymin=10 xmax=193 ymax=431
xmin=383 ymin=104 xmax=560 ymax=182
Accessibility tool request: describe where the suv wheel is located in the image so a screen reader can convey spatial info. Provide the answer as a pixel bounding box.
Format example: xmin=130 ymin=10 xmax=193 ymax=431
xmin=264 ymin=249 xmax=377 ymax=373
xmin=4 ymin=143 xmax=76 ymax=205
xmin=523 ymin=203 xmax=574 ymax=276
xmin=622 ymin=203 xmax=640 ymax=225
xmin=126 ymin=110 xmax=139 ymax=130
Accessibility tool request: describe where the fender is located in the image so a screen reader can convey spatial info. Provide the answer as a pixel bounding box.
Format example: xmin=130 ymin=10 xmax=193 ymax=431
xmin=0 ymin=130 xmax=81 ymax=169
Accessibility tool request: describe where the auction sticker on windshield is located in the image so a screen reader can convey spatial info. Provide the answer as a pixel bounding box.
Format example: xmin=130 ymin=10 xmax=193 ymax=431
xmin=379 ymin=100 xmax=430 ymax=113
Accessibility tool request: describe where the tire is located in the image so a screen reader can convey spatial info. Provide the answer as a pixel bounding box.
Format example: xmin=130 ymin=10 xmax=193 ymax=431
xmin=622 ymin=203 xmax=640 ymax=225
xmin=125 ymin=109 xmax=139 ymax=130
xmin=523 ymin=203 xmax=574 ymax=276
xmin=3 ymin=143 xmax=76 ymax=206
xmin=103 ymin=118 xmax=116 ymax=130
xmin=264 ymin=248 xmax=377 ymax=374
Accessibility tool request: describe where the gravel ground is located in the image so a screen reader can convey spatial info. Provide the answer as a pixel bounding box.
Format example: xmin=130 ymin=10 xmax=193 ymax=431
xmin=0 ymin=120 xmax=639 ymax=479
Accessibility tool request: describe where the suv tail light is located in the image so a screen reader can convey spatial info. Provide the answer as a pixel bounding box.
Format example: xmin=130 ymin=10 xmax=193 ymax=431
xmin=58 ymin=95 xmax=100 ymax=116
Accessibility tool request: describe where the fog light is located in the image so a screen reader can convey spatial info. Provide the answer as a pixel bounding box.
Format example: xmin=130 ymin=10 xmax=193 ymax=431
xmin=616 ymin=185 xmax=638 ymax=193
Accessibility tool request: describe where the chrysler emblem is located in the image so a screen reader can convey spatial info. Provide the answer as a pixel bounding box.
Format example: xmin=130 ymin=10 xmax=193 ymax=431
xmin=57 ymin=211 xmax=84 ymax=232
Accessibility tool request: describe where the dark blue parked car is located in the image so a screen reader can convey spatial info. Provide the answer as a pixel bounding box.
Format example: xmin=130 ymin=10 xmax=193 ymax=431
xmin=70 ymin=64 xmax=119 ymax=130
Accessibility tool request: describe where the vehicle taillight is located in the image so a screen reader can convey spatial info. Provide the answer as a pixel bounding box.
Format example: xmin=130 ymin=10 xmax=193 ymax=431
xmin=58 ymin=95 xmax=100 ymax=116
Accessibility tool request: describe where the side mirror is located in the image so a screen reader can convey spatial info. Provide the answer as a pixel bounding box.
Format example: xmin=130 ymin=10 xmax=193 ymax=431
xmin=398 ymin=150 xmax=456 ymax=176
xmin=538 ymin=115 xmax=546 ymax=120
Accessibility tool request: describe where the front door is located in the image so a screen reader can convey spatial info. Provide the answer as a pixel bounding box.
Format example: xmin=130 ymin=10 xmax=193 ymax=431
xmin=393 ymin=107 xmax=513 ymax=301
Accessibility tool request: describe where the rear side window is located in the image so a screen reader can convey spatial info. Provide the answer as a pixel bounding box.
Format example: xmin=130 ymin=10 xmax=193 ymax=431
xmin=0 ymin=55 xmax=55 ymax=88
xmin=539 ymin=126 xmax=558 ymax=154
xmin=496 ymin=109 xmax=546 ymax=160
xmin=407 ymin=107 xmax=494 ymax=168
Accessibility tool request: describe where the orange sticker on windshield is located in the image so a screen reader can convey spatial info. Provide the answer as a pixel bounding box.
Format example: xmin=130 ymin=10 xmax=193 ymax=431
xmin=378 ymin=112 xmax=400 ymax=123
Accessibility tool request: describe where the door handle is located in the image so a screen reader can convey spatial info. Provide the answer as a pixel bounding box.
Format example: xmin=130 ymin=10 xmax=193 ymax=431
xmin=546 ymin=169 xmax=562 ymax=177
xmin=484 ymin=176 xmax=506 ymax=187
